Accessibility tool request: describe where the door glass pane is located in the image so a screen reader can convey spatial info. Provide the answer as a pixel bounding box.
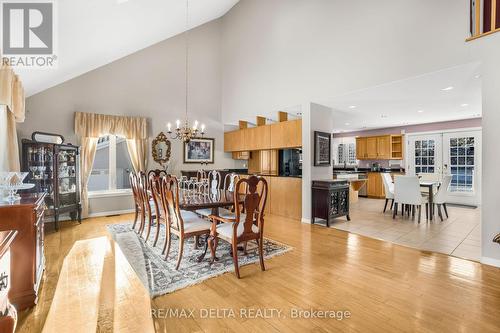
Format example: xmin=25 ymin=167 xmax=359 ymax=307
xmin=449 ymin=136 xmax=475 ymax=193
xmin=414 ymin=139 xmax=436 ymax=175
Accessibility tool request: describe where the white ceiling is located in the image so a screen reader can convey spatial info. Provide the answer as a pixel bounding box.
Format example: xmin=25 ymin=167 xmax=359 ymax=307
xmin=320 ymin=62 xmax=482 ymax=133
xmin=16 ymin=0 xmax=239 ymax=96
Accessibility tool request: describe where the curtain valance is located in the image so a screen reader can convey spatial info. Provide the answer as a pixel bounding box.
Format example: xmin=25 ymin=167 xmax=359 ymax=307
xmin=0 ymin=65 xmax=25 ymax=122
xmin=74 ymin=112 xmax=148 ymax=140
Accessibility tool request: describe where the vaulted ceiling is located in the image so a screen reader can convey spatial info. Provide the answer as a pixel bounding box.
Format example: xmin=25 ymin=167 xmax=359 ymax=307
xmin=17 ymin=0 xmax=239 ymax=96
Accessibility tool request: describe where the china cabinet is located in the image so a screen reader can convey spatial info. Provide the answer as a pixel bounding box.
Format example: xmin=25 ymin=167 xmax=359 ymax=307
xmin=21 ymin=132 xmax=81 ymax=230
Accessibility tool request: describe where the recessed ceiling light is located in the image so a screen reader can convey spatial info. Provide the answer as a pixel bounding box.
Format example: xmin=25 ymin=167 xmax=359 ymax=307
xmin=474 ymin=74 xmax=481 ymax=79
xmin=474 ymin=114 xmax=481 ymax=117
xmin=348 ymin=105 xmax=356 ymax=109
xmin=441 ymin=86 xmax=454 ymax=91
xmin=460 ymin=103 xmax=469 ymax=107
xmin=345 ymin=122 xmax=350 ymax=126
xmin=417 ymin=110 xmax=424 ymax=113
xmin=381 ymin=114 xmax=388 ymax=118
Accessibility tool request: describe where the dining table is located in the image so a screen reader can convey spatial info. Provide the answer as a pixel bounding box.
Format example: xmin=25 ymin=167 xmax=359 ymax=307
xmin=419 ymin=180 xmax=441 ymax=221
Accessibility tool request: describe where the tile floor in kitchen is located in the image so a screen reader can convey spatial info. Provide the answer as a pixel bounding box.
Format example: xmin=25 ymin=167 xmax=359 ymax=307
xmin=330 ymin=197 xmax=481 ymax=261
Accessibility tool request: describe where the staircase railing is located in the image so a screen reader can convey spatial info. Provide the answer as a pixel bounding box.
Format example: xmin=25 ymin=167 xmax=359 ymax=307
xmin=467 ymin=0 xmax=500 ymax=41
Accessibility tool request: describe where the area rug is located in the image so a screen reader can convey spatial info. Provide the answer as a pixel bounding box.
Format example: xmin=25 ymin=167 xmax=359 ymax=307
xmin=106 ymin=223 xmax=292 ymax=298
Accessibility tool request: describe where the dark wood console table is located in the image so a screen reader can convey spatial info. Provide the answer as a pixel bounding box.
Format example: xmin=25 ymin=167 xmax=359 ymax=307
xmin=311 ymin=180 xmax=350 ymax=227
xmin=0 ymin=194 xmax=46 ymax=311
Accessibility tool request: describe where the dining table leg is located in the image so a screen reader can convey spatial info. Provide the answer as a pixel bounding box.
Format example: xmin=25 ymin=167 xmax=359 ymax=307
xmin=196 ymin=234 xmax=210 ymax=262
xmin=428 ymin=185 xmax=434 ymax=221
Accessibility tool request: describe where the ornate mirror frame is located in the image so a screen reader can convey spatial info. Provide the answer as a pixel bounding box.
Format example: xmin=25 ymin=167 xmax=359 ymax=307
xmin=152 ymin=132 xmax=171 ymax=166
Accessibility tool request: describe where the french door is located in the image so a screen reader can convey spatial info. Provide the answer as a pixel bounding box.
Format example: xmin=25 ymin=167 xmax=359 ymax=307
xmin=407 ymin=130 xmax=481 ymax=206
xmin=442 ymin=131 xmax=481 ymax=206
xmin=407 ymin=134 xmax=443 ymax=176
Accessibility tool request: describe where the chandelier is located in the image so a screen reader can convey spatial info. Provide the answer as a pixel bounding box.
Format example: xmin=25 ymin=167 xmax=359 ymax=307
xmin=167 ymin=0 xmax=205 ymax=143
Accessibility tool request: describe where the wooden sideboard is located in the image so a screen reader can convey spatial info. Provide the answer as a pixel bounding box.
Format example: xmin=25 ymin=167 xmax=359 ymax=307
xmin=311 ymin=180 xmax=350 ymax=226
xmin=356 ymin=134 xmax=404 ymax=160
xmin=0 ymin=230 xmax=18 ymax=333
xmin=0 ymin=194 xmax=46 ymax=311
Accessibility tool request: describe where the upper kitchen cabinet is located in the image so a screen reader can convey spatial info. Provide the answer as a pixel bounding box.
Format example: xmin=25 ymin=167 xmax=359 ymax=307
xmin=356 ymin=137 xmax=368 ymax=159
xmin=224 ymin=119 xmax=301 ymax=152
xmin=244 ymin=125 xmax=271 ymax=150
xmin=270 ymin=119 xmax=302 ymax=149
xmin=356 ymin=134 xmax=404 ymax=160
xmin=224 ymin=129 xmax=246 ymax=152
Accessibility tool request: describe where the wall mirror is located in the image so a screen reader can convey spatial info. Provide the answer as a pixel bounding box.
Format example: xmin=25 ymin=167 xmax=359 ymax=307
xmin=152 ymin=132 xmax=171 ymax=166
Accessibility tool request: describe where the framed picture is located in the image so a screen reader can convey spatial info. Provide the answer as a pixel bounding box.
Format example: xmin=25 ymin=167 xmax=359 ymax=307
xmin=314 ymin=131 xmax=331 ymax=166
xmin=183 ymin=138 xmax=215 ymax=164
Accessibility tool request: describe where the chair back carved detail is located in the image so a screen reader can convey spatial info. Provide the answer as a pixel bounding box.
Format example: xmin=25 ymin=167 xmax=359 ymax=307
xmin=233 ymin=176 xmax=268 ymax=238
xmin=160 ymin=175 xmax=185 ymax=233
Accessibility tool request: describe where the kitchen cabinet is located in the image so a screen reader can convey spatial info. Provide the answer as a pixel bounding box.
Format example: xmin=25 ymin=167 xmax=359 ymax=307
xmin=367 ymin=137 xmax=378 ymax=159
xmin=269 ymin=176 xmax=302 ymax=220
xmin=231 ymin=151 xmax=249 ymax=160
xmin=377 ymin=136 xmax=391 ymax=159
xmin=245 ymin=125 xmax=271 ymax=150
xmin=248 ymin=150 xmax=278 ymax=175
xmin=356 ymin=137 xmax=367 ymax=159
xmin=367 ymin=172 xmax=385 ymax=198
xmin=355 ymin=134 xmax=404 ymax=160
xmin=225 ymin=119 xmax=300 ymax=152
xmin=270 ymin=119 xmax=302 ymax=149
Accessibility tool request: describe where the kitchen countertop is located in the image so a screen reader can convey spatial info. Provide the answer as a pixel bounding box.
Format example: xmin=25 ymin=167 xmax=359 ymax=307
xmin=333 ymin=167 xmax=405 ymax=174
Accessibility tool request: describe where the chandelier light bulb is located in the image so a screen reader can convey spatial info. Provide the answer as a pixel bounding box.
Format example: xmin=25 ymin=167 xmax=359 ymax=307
xmin=167 ymin=122 xmax=171 ymax=132
xmin=176 ymin=119 xmax=180 ymax=129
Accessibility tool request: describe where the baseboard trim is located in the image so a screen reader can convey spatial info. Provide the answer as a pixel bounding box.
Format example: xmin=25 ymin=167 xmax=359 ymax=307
xmin=481 ymin=256 xmax=500 ymax=268
xmin=301 ymin=218 xmax=311 ymax=224
xmin=88 ymin=209 xmax=135 ymax=218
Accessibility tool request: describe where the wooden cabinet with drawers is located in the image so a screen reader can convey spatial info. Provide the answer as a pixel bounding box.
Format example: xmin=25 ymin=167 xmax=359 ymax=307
xmin=0 ymin=194 xmax=46 ymax=311
xmin=367 ymin=172 xmax=385 ymax=198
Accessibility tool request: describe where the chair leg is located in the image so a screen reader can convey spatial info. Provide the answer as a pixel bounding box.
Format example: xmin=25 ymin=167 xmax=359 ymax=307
xmin=425 ymin=203 xmax=429 ymax=221
xmin=175 ymin=236 xmax=184 ymax=270
xmin=418 ymin=205 xmax=422 ymax=223
xmin=243 ymin=241 xmax=248 ymax=255
xmin=145 ymin=214 xmax=152 ymax=242
xmin=132 ymin=207 xmax=138 ymax=230
xmin=232 ymin=241 xmax=240 ymax=278
xmin=443 ymin=203 xmax=449 ymax=218
xmin=437 ymin=204 xmax=443 ymax=222
xmin=139 ymin=212 xmax=145 ymax=237
xmin=412 ymin=205 xmax=416 ymax=220
xmin=257 ymin=238 xmax=265 ymax=272
xmin=163 ymin=232 xmax=172 ymax=259
xmin=390 ymin=199 xmax=394 ymax=210
xmin=393 ymin=203 xmax=398 ymax=219
xmin=153 ymin=217 xmax=161 ymax=247
xmin=194 ymin=235 xmax=199 ymax=250
xmin=383 ymin=199 xmax=389 ymax=213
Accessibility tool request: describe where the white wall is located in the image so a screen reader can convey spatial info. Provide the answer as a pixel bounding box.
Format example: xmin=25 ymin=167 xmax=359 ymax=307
xmin=301 ymin=102 xmax=334 ymax=222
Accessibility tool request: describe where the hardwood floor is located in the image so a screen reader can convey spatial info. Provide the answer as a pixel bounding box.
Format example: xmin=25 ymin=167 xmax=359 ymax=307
xmin=16 ymin=213 xmax=500 ymax=332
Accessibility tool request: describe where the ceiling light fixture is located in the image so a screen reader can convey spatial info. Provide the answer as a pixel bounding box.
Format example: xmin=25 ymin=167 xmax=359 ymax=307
xmin=345 ymin=122 xmax=350 ymax=126
xmin=441 ymin=86 xmax=454 ymax=91
xmin=348 ymin=105 xmax=356 ymax=109
xmin=460 ymin=103 xmax=469 ymax=107
xmin=417 ymin=110 xmax=424 ymax=113
xmin=166 ymin=0 xmax=206 ymax=143
xmin=474 ymin=74 xmax=481 ymax=79
xmin=381 ymin=114 xmax=388 ymax=118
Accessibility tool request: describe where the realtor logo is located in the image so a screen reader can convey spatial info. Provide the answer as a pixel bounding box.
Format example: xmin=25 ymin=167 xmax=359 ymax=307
xmin=1 ymin=0 xmax=57 ymax=68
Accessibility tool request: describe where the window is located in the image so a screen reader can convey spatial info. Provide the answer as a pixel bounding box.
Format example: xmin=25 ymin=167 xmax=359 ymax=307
xmin=88 ymin=135 xmax=134 ymax=192
xmin=449 ymin=137 xmax=475 ymax=193
xmin=337 ymin=143 xmax=357 ymax=165
xmin=414 ymin=139 xmax=436 ymax=174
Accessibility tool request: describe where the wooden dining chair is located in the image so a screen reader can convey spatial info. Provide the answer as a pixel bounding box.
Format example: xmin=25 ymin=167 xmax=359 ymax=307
xmin=129 ymin=172 xmax=142 ymax=231
xmin=208 ymin=175 xmax=268 ymax=279
xmin=149 ymin=172 xmax=168 ymax=247
xmin=196 ymin=170 xmax=222 ymax=217
xmin=160 ymin=175 xmax=212 ymax=270
xmin=137 ymin=171 xmax=155 ymax=240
